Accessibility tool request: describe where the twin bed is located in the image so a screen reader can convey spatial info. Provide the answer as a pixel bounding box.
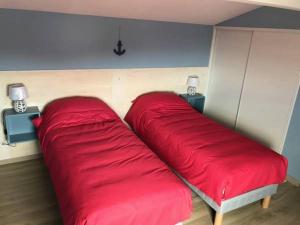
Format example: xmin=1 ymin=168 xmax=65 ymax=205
xmin=125 ymin=92 xmax=287 ymax=225
xmin=33 ymin=97 xmax=191 ymax=225
xmin=34 ymin=93 xmax=287 ymax=225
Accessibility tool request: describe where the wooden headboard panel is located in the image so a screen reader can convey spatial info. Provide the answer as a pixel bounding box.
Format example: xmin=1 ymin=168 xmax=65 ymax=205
xmin=0 ymin=67 xmax=208 ymax=163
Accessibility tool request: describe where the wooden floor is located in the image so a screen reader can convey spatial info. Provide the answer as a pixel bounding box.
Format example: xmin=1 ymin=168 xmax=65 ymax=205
xmin=1 ymin=159 xmax=299 ymax=225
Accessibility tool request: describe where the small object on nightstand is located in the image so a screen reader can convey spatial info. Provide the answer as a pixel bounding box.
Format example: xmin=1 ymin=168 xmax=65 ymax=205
xmin=180 ymin=93 xmax=205 ymax=113
xmin=186 ymin=75 xmax=199 ymax=96
xmin=2 ymin=106 xmax=40 ymax=144
xmin=8 ymin=83 xmax=29 ymax=113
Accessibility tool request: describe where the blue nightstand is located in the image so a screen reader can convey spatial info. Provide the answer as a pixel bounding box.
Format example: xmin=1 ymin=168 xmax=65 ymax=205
xmin=2 ymin=106 xmax=40 ymax=144
xmin=179 ymin=93 xmax=205 ymax=113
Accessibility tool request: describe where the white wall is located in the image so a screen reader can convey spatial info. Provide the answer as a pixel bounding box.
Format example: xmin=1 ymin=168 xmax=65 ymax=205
xmin=0 ymin=67 xmax=208 ymax=163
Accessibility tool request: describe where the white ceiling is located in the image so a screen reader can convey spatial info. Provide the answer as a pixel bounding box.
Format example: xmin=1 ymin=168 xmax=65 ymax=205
xmin=0 ymin=0 xmax=260 ymax=25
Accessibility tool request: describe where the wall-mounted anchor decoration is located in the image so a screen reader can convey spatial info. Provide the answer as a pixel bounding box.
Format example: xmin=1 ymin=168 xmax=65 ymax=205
xmin=113 ymin=26 xmax=126 ymax=56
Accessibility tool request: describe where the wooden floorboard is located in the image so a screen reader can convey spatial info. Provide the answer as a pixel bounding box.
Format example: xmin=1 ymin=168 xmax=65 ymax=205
xmin=0 ymin=159 xmax=299 ymax=225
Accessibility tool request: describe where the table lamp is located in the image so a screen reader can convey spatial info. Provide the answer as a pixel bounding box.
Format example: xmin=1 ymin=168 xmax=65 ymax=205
xmin=187 ymin=75 xmax=199 ymax=95
xmin=8 ymin=83 xmax=28 ymax=113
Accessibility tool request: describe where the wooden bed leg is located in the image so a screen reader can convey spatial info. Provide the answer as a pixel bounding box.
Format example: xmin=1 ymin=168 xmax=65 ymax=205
xmin=262 ymin=195 xmax=271 ymax=209
xmin=214 ymin=212 xmax=223 ymax=225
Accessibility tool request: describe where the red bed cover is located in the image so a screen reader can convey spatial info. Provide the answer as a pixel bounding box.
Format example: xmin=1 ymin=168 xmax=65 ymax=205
xmin=34 ymin=97 xmax=191 ymax=225
xmin=125 ymin=92 xmax=288 ymax=205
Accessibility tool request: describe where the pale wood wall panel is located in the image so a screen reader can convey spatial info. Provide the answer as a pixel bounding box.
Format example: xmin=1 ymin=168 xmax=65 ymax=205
xmin=0 ymin=67 xmax=208 ymax=162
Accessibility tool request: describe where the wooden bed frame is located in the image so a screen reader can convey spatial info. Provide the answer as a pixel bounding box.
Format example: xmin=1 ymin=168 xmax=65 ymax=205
xmin=176 ymin=173 xmax=277 ymax=225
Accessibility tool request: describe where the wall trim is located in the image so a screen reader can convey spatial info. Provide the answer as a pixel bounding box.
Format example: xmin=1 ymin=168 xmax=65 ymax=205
xmin=204 ymin=27 xmax=217 ymax=98
xmin=215 ymin=26 xmax=300 ymax=34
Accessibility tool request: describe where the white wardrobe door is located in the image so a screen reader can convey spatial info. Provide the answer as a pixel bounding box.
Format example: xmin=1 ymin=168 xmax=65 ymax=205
xmin=236 ymin=31 xmax=300 ymax=153
xmin=205 ymin=29 xmax=253 ymax=128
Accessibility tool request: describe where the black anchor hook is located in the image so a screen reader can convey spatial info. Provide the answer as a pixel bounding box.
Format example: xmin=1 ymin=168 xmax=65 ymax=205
xmin=113 ymin=26 xmax=126 ymax=56
xmin=114 ymin=40 xmax=126 ymax=56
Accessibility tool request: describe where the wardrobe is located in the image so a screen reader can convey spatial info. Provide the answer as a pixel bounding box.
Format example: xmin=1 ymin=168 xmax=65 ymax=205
xmin=205 ymin=27 xmax=300 ymax=153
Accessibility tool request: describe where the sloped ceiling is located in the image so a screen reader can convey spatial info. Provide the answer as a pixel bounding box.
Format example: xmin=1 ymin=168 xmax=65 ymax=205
xmin=228 ymin=0 xmax=300 ymax=11
xmin=0 ymin=0 xmax=260 ymax=25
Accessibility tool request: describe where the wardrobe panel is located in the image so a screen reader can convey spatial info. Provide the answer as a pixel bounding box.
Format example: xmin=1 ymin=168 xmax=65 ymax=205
xmin=205 ymin=29 xmax=253 ymax=128
xmin=236 ymin=31 xmax=300 ymax=153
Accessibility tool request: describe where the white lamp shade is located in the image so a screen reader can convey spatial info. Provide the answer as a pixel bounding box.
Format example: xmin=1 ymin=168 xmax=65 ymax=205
xmin=8 ymin=83 xmax=28 ymax=100
xmin=187 ymin=75 xmax=199 ymax=87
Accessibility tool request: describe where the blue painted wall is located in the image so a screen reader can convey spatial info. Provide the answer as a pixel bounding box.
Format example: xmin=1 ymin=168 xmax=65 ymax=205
xmin=0 ymin=9 xmax=213 ymax=71
xmin=220 ymin=7 xmax=300 ymax=180
xmin=219 ymin=6 xmax=300 ymax=29
xmin=283 ymin=91 xmax=300 ymax=180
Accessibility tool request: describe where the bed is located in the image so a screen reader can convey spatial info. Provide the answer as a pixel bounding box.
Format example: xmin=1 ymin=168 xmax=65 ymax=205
xmin=125 ymin=92 xmax=288 ymax=225
xmin=33 ymin=96 xmax=192 ymax=225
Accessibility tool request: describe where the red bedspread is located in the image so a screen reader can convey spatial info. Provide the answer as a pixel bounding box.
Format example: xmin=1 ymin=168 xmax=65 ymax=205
xmin=125 ymin=92 xmax=288 ymax=205
xmin=34 ymin=97 xmax=191 ymax=225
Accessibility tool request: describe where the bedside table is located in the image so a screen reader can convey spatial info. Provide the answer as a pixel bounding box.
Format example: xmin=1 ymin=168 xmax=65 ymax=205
xmin=179 ymin=93 xmax=205 ymax=113
xmin=2 ymin=106 xmax=40 ymax=144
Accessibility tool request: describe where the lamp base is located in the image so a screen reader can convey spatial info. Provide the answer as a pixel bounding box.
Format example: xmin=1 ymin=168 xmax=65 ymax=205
xmin=13 ymin=100 xmax=27 ymax=113
xmin=187 ymin=86 xmax=196 ymax=96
